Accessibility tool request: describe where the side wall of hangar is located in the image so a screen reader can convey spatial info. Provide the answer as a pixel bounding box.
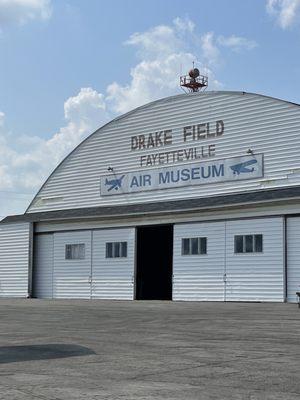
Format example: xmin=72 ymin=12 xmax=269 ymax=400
xmin=1 ymin=91 xmax=300 ymax=302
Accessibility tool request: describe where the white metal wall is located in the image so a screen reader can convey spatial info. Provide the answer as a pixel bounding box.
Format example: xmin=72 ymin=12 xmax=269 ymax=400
xmin=225 ymin=218 xmax=284 ymax=302
xmin=173 ymin=222 xmax=225 ymax=301
xmin=0 ymin=223 xmax=30 ymax=297
xmin=34 ymin=228 xmax=135 ymax=300
xmin=53 ymin=231 xmax=92 ymax=299
xmin=33 ymin=234 xmax=53 ymax=298
xmin=173 ymin=217 xmax=284 ymax=302
xmin=287 ymin=217 xmax=300 ymax=302
xmin=92 ymin=228 xmax=135 ymax=299
xmin=27 ymin=92 xmax=300 ymax=213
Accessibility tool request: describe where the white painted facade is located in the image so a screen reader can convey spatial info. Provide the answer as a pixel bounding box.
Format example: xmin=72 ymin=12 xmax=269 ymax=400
xmin=0 ymin=223 xmax=30 ymax=297
xmin=1 ymin=91 xmax=300 ymax=302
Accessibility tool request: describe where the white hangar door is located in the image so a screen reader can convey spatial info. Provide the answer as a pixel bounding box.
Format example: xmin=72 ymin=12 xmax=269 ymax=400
xmin=173 ymin=222 xmax=226 ymax=301
xmin=225 ymin=218 xmax=284 ymax=302
xmin=34 ymin=234 xmax=54 ymax=298
xmin=92 ymin=228 xmax=135 ymax=300
xmin=287 ymin=217 xmax=300 ymax=302
xmin=53 ymin=231 xmax=92 ymax=299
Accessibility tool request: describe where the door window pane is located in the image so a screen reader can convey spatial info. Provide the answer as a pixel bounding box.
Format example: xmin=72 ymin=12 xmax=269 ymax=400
xmin=65 ymin=245 xmax=72 ymax=259
xmin=106 ymin=242 xmax=113 ymax=258
xmin=200 ymin=237 xmax=207 ymax=254
xmin=254 ymin=234 xmax=263 ymax=252
xmin=182 ymin=238 xmax=190 ymax=255
xmin=245 ymin=235 xmax=253 ymax=252
xmin=65 ymin=244 xmax=85 ymax=260
xmin=234 ymin=236 xmax=244 ymax=253
xmin=114 ymin=242 xmax=120 ymax=257
xmin=77 ymin=244 xmax=85 ymax=259
xmin=121 ymin=242 xmax=127 ymax=257
xmin=191 ymin=238 xmax=199 ymax=255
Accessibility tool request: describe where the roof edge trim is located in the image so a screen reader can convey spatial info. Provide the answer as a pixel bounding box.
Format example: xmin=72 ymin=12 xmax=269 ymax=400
xmin=5 ymin=186 xmax=300 ymax=224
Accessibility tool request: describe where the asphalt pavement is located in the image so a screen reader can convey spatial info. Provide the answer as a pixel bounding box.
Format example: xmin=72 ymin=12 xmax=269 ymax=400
xmin=0 ymin=299 xmax=299 ymax=399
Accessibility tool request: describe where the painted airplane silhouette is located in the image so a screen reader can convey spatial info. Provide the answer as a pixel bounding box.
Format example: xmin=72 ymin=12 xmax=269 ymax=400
xmin=230 ymin=159 xmax=257 ymax=175
xmin=105 ymin=175 xmax=125 ymax=191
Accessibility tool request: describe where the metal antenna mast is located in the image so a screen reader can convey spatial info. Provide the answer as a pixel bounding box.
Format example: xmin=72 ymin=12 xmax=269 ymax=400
xmin=180 ymin=63 xmax=208 ymax=93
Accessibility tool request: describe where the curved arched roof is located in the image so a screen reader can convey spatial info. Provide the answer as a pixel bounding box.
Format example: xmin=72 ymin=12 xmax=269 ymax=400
xmin=25 ymin=90 xmax=300 ymax=214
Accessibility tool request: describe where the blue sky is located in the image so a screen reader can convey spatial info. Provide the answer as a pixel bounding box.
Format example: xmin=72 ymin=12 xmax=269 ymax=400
xmin=0 ymin=0 xmax=300 ymax=216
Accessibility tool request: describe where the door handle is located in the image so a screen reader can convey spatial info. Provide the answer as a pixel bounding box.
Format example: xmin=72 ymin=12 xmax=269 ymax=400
xmin=223 ymin=273 xmax=227 ymax=283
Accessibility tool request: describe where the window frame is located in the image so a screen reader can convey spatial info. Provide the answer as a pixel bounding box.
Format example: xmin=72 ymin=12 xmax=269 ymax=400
xmin=234 ymin=234 xmax=263 ymax=254
xmin=181 ymin=237 xmax=207 ymax=256
xmin=65 ymin=243 xmax=86 ymax=260
xmin=105 ymin=241 xmax=128 ymax=258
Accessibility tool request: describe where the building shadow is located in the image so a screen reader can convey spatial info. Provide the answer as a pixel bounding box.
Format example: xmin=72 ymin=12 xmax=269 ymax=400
xmin=0 ymin=344 xmax=95 ymax=364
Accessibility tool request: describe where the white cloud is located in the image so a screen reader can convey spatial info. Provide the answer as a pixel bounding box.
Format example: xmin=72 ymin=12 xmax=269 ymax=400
xmin=217 ymin=35 xmax=258 ymax=51
xmin=200 ymin=33 xmax=257 ymax=65
xmin=107 ymin=19 xmax=226 ymax=114
xmin=107 ymin=54 xmax=198 ymax=115
xmin=0 ymin=0 xmax=52 ymax=27
xmin=173 ymin=16 xmax=195 ymax=33
xmin=0 ymin=88 xmax=109 ymax=215
xmin=200 ymin=32 xmax=220 ymax=65
xmin=0 ymin=111 xmax=4 ymax=127
xmin=266 ymin=0 xmax=300 ymax=28
xmin=125 ymin=25 xmax=181 ymax=59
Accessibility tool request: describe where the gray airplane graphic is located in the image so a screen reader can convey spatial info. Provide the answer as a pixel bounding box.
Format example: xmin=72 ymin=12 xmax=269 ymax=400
xmin=230 ymin=159 xmax=257 ymax=175
xmin=105 ymin=175 xmax=125 ymax=191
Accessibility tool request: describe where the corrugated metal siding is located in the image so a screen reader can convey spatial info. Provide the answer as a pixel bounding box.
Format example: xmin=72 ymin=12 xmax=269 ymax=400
xmin=173 ymin=217 xmax=284 ymax=302
xmin=53 ymin=231 xmax=92 ymax=299
xmin=33 ymin=234 xmax=53 ymax=298
xmin=173 ymin=222 xmax=225 ymax=301
xmin=33 ymin=228 xmax=134 ymax=300
xmin=92 ymin=228 xmax=135 ymax=299
xmin=27 ymin=92 xmax=300 ymax=213
xmin=0 ymin=223 xmax=30 ymax=297
xmin=225 ymin=218 xmax=284 ymax=302
xmin=287 ymin=217 xmax=300 ymax=302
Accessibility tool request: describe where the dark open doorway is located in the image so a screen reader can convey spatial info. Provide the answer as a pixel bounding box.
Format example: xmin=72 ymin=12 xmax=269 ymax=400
xmin=136 ymin=225 xmax=173 ymax=300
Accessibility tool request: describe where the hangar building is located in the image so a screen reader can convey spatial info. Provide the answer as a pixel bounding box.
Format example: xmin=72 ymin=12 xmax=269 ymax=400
xmin=0 ymin=91 xmax=300 ymax=302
